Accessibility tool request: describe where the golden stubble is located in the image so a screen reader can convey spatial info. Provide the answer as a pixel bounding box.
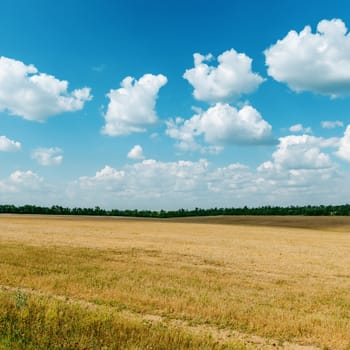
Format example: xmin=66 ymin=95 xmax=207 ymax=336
xmin=1 ymin=215 xmax=350 ymax=349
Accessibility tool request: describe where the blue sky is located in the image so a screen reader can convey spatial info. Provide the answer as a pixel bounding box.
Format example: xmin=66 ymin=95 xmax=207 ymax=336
xmin=1 ymin=0 xmax=350 ymax=209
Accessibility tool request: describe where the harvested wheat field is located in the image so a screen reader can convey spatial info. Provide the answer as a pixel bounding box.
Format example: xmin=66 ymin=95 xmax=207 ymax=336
xmin=1 ymin=215 xmax=350 ymax=349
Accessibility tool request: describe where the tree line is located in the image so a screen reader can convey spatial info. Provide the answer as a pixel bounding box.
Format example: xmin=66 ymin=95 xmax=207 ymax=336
xmin=0 ymin=204 xmax=350 ymax=217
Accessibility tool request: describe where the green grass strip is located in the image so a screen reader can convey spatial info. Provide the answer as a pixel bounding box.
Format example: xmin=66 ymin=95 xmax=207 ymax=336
xmin=0 ymin=290 xmax=247 ymax=350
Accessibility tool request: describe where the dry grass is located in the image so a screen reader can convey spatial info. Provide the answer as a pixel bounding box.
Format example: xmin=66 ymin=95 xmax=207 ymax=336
xmin=1 ymin=215 xmax=350 ymax=349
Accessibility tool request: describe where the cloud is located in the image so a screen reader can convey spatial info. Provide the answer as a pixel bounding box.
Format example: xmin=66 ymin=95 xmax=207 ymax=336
xmin=336 ymin=125 xmax=350 ymax=162
xmin=166 ymin=103 xmax=274 ymax=151
xmin=31 ymin=147 xmax=63 ymax=166
xmin=254 ymin=134 xmax=344 ymax=203
xmin=0 ymin=170 xmax=62 ymax=206
xmin=0 ymin=136 xmax=344 ymax=209
xmin=166 ymin=116 xmax=202 ymax=152
xmin=1 ymin=144 xmax=349 ymax=209
xmin=0 ymin=135 xmax=21 ymax=151
xmin=127 ymin=145 xmax=145 ymax=160
xmin=127 ymin=159 xmax=209 ymax=194
xmin=78 ymin=166 xmax=125 ymax=191
xmin=197 ymin=104 xmax=274 ymax=145
xmin=0 ymin=56 xmax=92 ymax=121
xmin=9 ymin=170 xmax=41 ymax=185
xmin=265 ymin=19 xmax=350 ymax=97
xmin=71 ymin=153 xmax=348 ymax=209
xmin=321 ymin=120 xmax=344 ymax=129
xmin=207 ymin=163 xmax=254 ymax=194
xmin=0 ymin=170 xmax=43 ymax=193
xmin=102 ymin=74 xmax=167 ymax=136
xmin=258 ymin=135 xmax=338 ymax=172
xmin=289 ymin=123 xmax=312 ymax=134
xmin=183 ymin=49 xmax=264 ymax=103
xmin=75 ymin=159 xmax=209 ymax=206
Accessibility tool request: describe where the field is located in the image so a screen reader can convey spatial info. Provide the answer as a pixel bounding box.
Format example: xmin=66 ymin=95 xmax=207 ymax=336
xmin=1 ymin=215 xmax=350 ymax=349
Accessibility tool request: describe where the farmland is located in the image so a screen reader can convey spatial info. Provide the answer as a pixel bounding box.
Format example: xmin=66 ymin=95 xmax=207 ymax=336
xmin=1 ymin=215 xmax=350 ymax=349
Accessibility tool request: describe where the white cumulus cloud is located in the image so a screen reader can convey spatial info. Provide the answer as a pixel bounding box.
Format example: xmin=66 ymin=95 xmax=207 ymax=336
xmin=0 ymin=170 xmax=43 ymax=193
xmin=127 ymin=145 xmax=145 ymax=160
xmin=76 ymin=159 xmax=209 ymax=205
xmin=78 ymin=166 xmax=125 ymax=191
xmin=0 ymin=135 xmax=21 ymax=151
xmin=265 ymin=19 xmax=350 ymax=97
xmin=336 ymin=125 xmax=350 ymax=162
xmin=0 ymin=56 xmax=92 ymax=121
xmin=9 ymin=170 xmax=41 ymax=185
xmin=183 ymin=49 xmax=264 ymax=103
xmin=255 ymin=135 xmax=343 ymax=202
xmin=166 ymin=103 xmax=274 ymax=151
xmin=70 ymin=153 xmax=348 ymax=210
xmin=166 ymin=116 xmax=202 ymax=152
xmin=258 ymin=135 xmax=338 ymax=172
xmin=321 ymin=120 xmax=344 ymax=129
xmin=31 ymin=147 xmax=63 ymax=166
xmin=207 ymin=163 xmax=254 ymax=194
xmin=102 ymin=74 xmax=167 ymax=136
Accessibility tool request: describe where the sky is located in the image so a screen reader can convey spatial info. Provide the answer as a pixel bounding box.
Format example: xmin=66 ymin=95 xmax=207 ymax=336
xmin=1 ymin=0 xmax=350 ymax=209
